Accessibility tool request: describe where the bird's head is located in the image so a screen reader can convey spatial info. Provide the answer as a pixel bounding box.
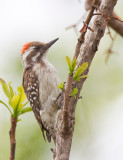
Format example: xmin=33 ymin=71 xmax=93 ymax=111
xmin=21 ymin=38 xmax=59 ymax=68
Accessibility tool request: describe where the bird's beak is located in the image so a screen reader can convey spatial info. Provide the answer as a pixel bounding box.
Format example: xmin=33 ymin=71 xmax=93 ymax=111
xmin=43 ymin=38 xmax=59 ymax=50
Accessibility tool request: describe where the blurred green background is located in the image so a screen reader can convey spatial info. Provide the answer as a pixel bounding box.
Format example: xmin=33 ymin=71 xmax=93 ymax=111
xmin=0 ymin=0 xmax=123 ymax=160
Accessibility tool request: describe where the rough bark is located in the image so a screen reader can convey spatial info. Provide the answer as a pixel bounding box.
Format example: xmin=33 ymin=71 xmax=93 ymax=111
xmin=108 ymin=12 xmax=123 ymax=37
xmin=85 ymin=0 xmax=123 ymax=37
xmin=54 ymin=0 xmax=118 ymax=160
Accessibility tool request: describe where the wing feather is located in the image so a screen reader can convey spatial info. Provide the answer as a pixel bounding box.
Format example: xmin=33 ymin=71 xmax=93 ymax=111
xmin=23 ymin=68 xmax=51 ymax=142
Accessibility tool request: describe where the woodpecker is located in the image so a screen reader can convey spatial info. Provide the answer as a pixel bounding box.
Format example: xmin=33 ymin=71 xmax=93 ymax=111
xmin=21 ymin=38 xmax=60 ymax=142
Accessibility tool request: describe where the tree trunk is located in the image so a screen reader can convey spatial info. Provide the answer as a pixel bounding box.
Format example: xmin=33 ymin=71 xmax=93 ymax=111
xmin=54 ymin=0 xmax=118 ymax=159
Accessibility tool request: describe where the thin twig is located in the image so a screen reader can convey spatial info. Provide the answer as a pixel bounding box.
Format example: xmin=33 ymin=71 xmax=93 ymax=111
xmin=66 ymin=17 xmax=82 ymax=30
xmin=9 ymin=116 xmax=17 ymax=160
xmin=66 ymin=17 xmax=83 ymax=36
xmin=107 ymin=25 xmax=113 ymax=40
xmin=105 ymin=33 xmax=117 ymax=63
xmin=93 ymin=13 xmax=123 ymax=23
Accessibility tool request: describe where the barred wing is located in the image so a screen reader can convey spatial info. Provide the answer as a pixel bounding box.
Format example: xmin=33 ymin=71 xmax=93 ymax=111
xmin=23 ymin=69 xmax=51 ymax=142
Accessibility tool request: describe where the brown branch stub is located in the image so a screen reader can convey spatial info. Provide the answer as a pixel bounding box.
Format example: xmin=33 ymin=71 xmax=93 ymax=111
xmin=108 ymin=12 xmax=123 ymax=37
xmin=80 ymin=21 xmax=94 ymax=33
xmin=93 ymin=12 xmax=123 ymax=24
xmin=9 ymin=116 xmax=17 ymax=160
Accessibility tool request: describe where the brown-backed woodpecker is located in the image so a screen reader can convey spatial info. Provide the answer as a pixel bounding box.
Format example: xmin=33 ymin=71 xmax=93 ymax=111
xmin=21 ymin=38 xmax=60 ymax=142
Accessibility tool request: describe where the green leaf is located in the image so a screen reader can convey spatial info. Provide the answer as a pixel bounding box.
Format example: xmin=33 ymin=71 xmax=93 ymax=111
xmin=10 ymin=94 xmax=20 ymax=110
xmin=66 ymin=56 xmax=72 ymax=75
xmin=8 ymin=82 xmax=14 ymax=98
xmin=19 ymin=107 xmax=32 ymax=115
xmin=0 ymin=80 xmax=30 ymax=118
xmin=9 ymin=85 xmax=27 ymax=116
xmin=73 ymin=95 xmax=76 ymax=99
xmin=66 ymin=56 xmax=77 ymax=75
xmin=0 ymin=78 xmax=11 ymax=100
xmin=71 ymin=58 xmax=77 ymax=73
xmin=18 ymin=104 xmax=24 ymax=110
xmin=71 ymin=88 xmax=78 ymax=95
xmin=17 ymin=85 xmax=26 ymax=103
xmin=73 ymin=75 xmax=88 ymax=81
xmin=0 ymin=100 xmax=12 ymax=114
xmin=73 ymin=62 xmax=88 ymax=79
xmin=80 ymin=75 xmax=88 ymax=79
xmin=58 ymin=82 xmax=64 ymax=90
xmin=70 ymin=87 xmax=78 ymax=97
xmin=73 ymin=77 xmax=81 ymax=81
xmin=66 ymin=56 xmax=71 ymax=68
xmin=17 ymin=85 xmax=27 ymax=110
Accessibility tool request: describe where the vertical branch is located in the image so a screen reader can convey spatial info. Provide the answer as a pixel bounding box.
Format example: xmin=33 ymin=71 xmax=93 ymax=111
xmin=9 ymin=116 xmax=17 ymax=160
xmin=74 ymin=0 xmax=98 ymax=59
xmin=54 ymin=0 xmax=118 ymax=160
xmin=63 ymin=0 xmax=98 ymax=126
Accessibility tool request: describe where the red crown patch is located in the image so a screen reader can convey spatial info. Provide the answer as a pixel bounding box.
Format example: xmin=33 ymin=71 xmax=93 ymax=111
xmin=21 ymin=42 xmax=31 ymax=54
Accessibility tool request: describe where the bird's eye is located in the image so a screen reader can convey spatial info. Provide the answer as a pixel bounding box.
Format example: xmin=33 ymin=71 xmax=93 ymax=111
xmin=34 ymin=46 xmax=40 ymax=50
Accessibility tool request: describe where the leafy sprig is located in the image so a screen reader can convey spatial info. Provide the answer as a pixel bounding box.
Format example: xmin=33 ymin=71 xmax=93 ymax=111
xmin=0 ymin=78 xmax=32 ymax=118
xmin=66 ymin=56 xmax=77 ymax=75
xmin=70 ymin=88 xmax=78 ymax=99
xmin=73 ymin=62 xmax=88 ymax=81
xmin=66 ymin=56 xmax=88 ymax=81
xmin=58 ymin=82 xmax=65 ymax=90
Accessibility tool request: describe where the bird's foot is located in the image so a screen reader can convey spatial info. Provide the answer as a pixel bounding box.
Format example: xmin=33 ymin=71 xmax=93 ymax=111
xmin=54 ymin=91 xmax=64 ymax=110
